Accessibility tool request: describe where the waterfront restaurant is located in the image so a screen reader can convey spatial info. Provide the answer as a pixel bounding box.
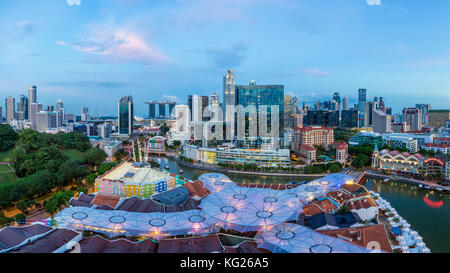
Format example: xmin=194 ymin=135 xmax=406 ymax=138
xmin=372 ymin=149 xmax=424 ymax=174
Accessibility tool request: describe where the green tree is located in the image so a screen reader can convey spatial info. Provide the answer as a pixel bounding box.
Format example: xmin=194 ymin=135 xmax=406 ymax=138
xmin=114 ymin=148 xmax=128 ymax=161
xmin=0 ymin=124 xmax=18 ymax=151
xmin=352 ymin=154 xmax=370 ymax=169
xmin=84 ymin=147 xmax=107 ymax=166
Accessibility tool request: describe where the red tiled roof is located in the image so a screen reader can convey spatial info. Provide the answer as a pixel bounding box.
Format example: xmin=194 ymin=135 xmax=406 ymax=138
xmin=183 ymin=180 xmax=210 ymax=199
xmin=295 ymin=125 xmax=333 ymax=132
xmin=346 ymin=198 xmax=377 ymax=210
xmin=318 ymin=224 xmax=392 ymax=253
xmin=302 ymin=204 xmax=323 ymax=216
xmin=91 ymin=194 xmax=120 ymax=209
xmin=423 ymin=143 xmax=450 ymax=148
xmin=157 ymin=235 xmax=224 ymax=253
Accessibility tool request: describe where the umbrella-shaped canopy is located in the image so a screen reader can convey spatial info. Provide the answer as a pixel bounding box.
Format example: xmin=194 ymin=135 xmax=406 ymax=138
xmin=257 ymin=223 xmax=371 ymax=253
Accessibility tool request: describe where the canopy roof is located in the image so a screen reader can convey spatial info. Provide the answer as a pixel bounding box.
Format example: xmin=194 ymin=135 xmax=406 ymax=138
xmin=256 ymin=223 xmax=370 ymax=253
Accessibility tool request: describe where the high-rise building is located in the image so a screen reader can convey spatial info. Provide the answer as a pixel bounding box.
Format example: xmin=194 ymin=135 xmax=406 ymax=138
xmin=366 ymin=102 xmax=375 ymax=127
xmin=187 ymin=95 xmax=193 ymax=122
xmin=29 ymin=103 xmax=38 ymax=126
xmin=118 ymin=96 xmax=134 ymax=135
xmin=305 ymin=110 xmax=340 ymax=127
xmin=5 ymin=97 xmax=15 ymax=123
xmin=235 ymin=82 xmax=284 ymax=149
xmin=47 ymin=105 xmax=55 ymax=112
xmin=333 ymin=92 xmax=341 ymax=111
xmin=341 ymin=109 xmax=358 ymax=128
xmin=158 ymin=103 xmax=166 ymax=118
xmin=81 ymin=107 xmax=90 ymax=121
xmin=373 ymin=109 xmax=392 ymax=134
xmin=28 ymin=86 xmax=37 ymax=120
xmin=36 ymin=111 xmax=49 ymax=132
xmin=210 ymin=93 xmax=219 ymax=107
xmin=402 ymin=108 xmax=422 ymax=132
xmin=0 ymin=106 xmax=2 ymax=121
xmin=415 ymin=104 xmax=431 ymax=125
xmin=223 ymin=70 xmax=236 ymax=125
xmin=17 ymin=95 xmax=28 ymax=120
xmin=284 ymin=95 xmax=298 ymax=130
xmin=357 ymin=89 xmax=367 ymax=127
xmin=428 ymin=109 xmax=450 ymax=129
xmin=343 ymin=96 xmax=349 ymax=111
xmin=200 ymin=96 xmax=209 ymax=122
xmin=56 ymin=98 xmax=65 ymax=122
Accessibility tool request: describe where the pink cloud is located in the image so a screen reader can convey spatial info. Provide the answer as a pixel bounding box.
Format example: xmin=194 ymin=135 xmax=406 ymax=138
xmin=56 ymin=24 xmax=168 ymax=64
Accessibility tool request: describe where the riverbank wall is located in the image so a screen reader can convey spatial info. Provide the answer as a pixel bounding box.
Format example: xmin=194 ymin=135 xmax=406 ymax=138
xmin=170 ymin=156 xmax=327 ymax=178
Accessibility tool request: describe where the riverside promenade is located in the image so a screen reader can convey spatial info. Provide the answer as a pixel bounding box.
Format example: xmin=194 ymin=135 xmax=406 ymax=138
xmin=365 ymin=170 xmax=450 ymax=192
xmin=171 ymin=156 xmax=327 ymax=178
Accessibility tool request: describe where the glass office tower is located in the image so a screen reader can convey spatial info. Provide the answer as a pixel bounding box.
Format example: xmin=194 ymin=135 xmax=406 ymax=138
xmin=235 ymin=82 xmax=284 ymax=149
xmin=118 ymin=96 xmax=134 ymax=135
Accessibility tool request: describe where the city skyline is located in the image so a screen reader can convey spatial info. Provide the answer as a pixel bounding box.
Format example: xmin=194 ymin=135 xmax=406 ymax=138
xmin=1 ymin=0 xmax=450 ymax=116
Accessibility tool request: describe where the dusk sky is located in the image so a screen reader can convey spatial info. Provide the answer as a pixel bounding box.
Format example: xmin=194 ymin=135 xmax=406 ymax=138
xmin=1 ymin=0 xmax=449 ymax=117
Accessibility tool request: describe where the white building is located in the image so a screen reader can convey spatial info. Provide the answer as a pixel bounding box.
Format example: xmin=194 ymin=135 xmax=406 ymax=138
xmin=382 ymin=133 xmax=418 ymax=153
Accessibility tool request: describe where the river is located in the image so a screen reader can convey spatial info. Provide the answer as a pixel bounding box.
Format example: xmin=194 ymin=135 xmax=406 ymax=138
xmin=152 ymin=157 xmax=450 ymax=253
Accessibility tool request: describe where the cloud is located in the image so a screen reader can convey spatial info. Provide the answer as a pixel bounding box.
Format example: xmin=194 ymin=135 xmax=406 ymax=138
xmin=302 ymin=68 xmax=332 ymax=76
xmin=66 ymin=0 xmax=81 ymax=6
xmin=410 ymin=55 xmax=450 ymax=68
xmin=161 ymin=94 xmax=183 ymax=104
xmin=12 ymin=20 xmax=37 ymax=39
xmin=56 ymin=23 xmax=168 ymax=64
xmin=366 ymin=0 xmax=382 ymax=6
xmin=201 ymin=41 xmax=249 ymax=69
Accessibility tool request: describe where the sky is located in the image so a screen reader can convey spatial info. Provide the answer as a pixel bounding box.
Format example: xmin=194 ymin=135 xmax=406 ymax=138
xmin=0 ymin=0 xmax=450 ymax=117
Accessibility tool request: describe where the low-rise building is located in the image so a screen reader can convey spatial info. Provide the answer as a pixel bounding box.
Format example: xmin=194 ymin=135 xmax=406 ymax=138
xmin=292 ymin=125 xmax=334 ymax=151
xmin=422 ymin=143 xmax=450 ymax=155
xmin=446 ymin=161 xmax=450 ymax=181
xmin=382 ymin=133 xmax=418 ymax=153
xmin=372 ymin=149 xmax=424 ymax=174
xmin=297 ymin=145 xmax=317 ymax=165
xmin=423 ymin=157 xmax=448 ymax=177
xmin=183 ymin=145 xmax=291 ymax=168
xmin=94 ymin=161 xmax=183 ymax=198
xmin=348 ymin=131 xmax=383 ymax=147
xmin=216 ymin=148 xmax=291 ymax=168
xmin=331 ymin=142 xmax=348 ymax=164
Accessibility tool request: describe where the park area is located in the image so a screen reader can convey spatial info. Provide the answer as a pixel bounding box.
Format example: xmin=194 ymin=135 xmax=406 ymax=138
xmin=0 ymin=164 xmax=17 ymax=184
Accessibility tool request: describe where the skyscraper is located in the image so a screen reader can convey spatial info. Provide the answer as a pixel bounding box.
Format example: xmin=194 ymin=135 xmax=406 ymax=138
xmin=118 ymin=96 xmax=134 ymax=135
xmin=5 ymin=97 xmax=15 ymax=123
xmin=18 ymin=95 xmax=28 ymax=120
xmin=357 ymin=89 xmax=367 ymax=127
xmin=402 ymin=108 xmax=422 ymax=132
xmin=187 ymin=95 xmax=193 ymax=121
xmin=373 ymin=109 xmax=392 ymax=134
xmin=284 ymin=95 xmax=298 ymax=130
xmin=28 ymin=86 xmax=36 ymax=120
xmin=210 ymin=93 xmax=219 ymax=107
xmin=333 ymin=92 xmax=341 ymax=110
xmin=36 ymin=111 xmax=49 ymax=132
xmin=415 ymin=104 xmax=431 ymax=125
xmin=343 ymin=96 xmax=349 ymax=111
xmin=223 ymin=70 xmax=236 ymax=124
xmin=235 ymin=81 xmax=284 ymax=149
xmin=56 ymin=98 xmax=65 ymax=122
xmin=81 ymin=107 xmax=90 ymax=121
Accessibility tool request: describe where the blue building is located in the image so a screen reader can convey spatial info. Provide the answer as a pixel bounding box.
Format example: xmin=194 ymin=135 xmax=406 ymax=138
xmin=235 ymin=81 xmax=284 ymax=149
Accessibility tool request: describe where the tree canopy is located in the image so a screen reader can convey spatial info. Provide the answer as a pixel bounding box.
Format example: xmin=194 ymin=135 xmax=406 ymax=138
xmin=0 ymin=124 xmax=18 ymax=151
